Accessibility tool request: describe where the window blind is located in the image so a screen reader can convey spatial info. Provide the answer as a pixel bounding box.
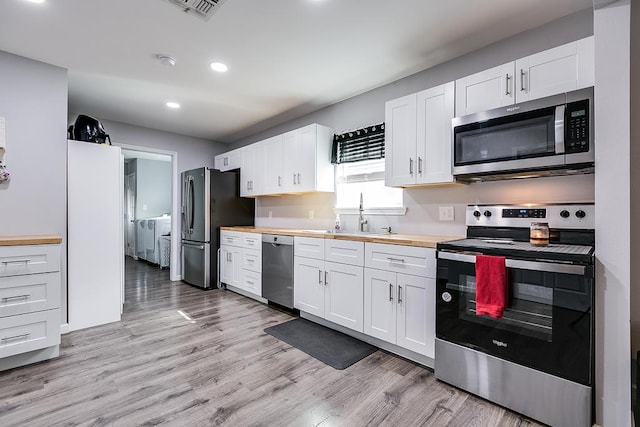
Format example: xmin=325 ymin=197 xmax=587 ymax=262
xmin=331 ymin=123 xmax=385 ymax=164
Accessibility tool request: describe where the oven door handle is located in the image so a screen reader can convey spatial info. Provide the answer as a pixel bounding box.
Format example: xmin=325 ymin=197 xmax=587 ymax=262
xmin=437 ymin=251 xmax=587 ymax=275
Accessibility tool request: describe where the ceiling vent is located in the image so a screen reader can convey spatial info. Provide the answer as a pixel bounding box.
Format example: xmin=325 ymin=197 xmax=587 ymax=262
xmin=166 ymin=0 xmax=228 ymax=21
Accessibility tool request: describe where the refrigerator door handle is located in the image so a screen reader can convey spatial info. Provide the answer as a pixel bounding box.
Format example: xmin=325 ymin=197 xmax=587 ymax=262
xmin=188 ymin=176 xmax=195 ymax=234
xmin=217 ymin=248 xmax=222 ymax=289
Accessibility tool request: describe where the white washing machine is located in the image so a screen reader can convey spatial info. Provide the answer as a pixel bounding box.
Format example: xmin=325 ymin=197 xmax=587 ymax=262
xmin=135 ymin=219 xmax=147 ymax=260
xmin=145 ymin=216 xmax=171 ymax=265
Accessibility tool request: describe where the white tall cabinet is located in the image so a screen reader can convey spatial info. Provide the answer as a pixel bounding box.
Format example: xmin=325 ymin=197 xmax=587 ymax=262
xmin=67 ymin=140 xmax=123 ymax=331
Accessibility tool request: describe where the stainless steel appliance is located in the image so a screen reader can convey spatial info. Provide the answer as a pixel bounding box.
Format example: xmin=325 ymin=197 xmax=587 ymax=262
xmin=452 ymin=87 xmax=593 ymax=181
xmin=262 ymin=234 xmax=294 ymax=309
xmin=435 ymin=203 xmax=594 ymax=427
xmin=181 ymin=167 xmax=254 ymax=289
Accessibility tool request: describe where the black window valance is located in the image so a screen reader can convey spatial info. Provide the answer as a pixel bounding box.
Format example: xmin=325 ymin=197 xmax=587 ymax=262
xmin=331 ymin=123 xmax=385 ymax=164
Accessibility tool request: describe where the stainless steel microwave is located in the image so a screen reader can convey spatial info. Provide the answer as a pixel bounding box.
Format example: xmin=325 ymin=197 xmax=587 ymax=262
xmin=452 ymin=87 xmax=593 ymax=181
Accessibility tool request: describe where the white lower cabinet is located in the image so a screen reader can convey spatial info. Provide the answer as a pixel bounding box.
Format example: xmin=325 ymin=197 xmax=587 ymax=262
xmin=364 ymin=244 xmax=436 ymax=358
xmin=220 ymin=231 xmax=262 ymax=297
xmin=220 ymin=245 xmax=242 ymax=288
xmin=0 ymin=241 xmax=61 ymax=370
xmin=294 ymin=237 xmax=364 ymax=333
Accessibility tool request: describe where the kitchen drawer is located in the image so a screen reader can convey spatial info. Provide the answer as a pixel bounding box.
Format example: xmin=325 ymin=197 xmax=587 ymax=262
xmin=325 ymin=239 xmax=364 ymax=266
xmin=242 ymin=248 xmax=261 ymax=273
xmin=0 ymin=245 xmax=60 ymax=277
xmin=294 ymin=237 xmax=325 ymax=260
xmin=241 ymin=270 xmax=261 ymax=296
xmin=0 ymin=272 xmax=60 ymax=318
xmin=365 ymin=243 xmax=435 ymax=278
xmin=220 ymin=230 xmax=242 ymax=247
xmin=0 ymin=309 xmax=60 ymax=359
xmin=242 ymin=233 xmax=262 ymax=250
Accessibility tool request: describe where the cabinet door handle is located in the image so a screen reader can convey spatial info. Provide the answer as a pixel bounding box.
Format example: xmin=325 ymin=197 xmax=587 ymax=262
xmin=1 ymin=333 xmax=30 ymax=343
xmin=505 ymin=74 xmax=511 ymax=96
xmin=418 ymin=157 xmax=423 ymax=174
xmin=389 ymin=283 xmax=393 ymax=302
xmin=324 ymin=271 xmax=328 ymax=285
xmin=520 ymin=69 xmax=526 ymax=92
xmin=247 ymin=181 xmax=250 ymax=191
xmin=318 ymin=270 xmax=323 ymax=284
xmin=278 ymin=176 xmax=282 ymax=187
xmin=398 ymin=285 xmax=403 ymax=304
xmin=1 ymin=294 xmax=30 ymax=303
xmin=1 ymin=259 xmax=31 ymax=265
xmin=297 ymin=173 xmax=301 ymax=185
xmin=293 ymin=173 xmax=297 ymax=185
xmin=409 ymin=158 xmax=414 ymax=174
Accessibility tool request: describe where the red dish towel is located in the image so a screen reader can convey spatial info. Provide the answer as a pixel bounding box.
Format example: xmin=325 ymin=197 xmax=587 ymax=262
xmin=475 ymin=255 xmax=508 ymax=319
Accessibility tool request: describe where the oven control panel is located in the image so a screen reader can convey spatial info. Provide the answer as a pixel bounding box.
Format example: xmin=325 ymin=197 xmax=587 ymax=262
xmin=466 ymin=204 xmax=594 ymax=229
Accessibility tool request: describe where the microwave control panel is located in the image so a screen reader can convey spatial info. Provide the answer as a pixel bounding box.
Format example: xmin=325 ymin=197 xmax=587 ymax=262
xmin=565 ymin=99 xmax=590 ymax=154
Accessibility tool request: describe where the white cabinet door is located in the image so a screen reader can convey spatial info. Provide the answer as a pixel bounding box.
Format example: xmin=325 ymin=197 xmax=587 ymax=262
xmin=396 ymin=274 xmax=434 ymax=357
xmin=324 ymin=261 xmax=364 ymax=333
xmin=416 ymin=82 xmax=455 ymax=185
xmin=240 ymin=142 xmax=263 ymax=197
xmin=215 ymin=149 xmax=242 ymax=172
xmin=515 ymin=36 xmax=594 ymax=102
xmin=364 ymin=268 xmax=396 ymax=345
xmin=385 ymin=93 xmax=417 ymax=186
xmin=263 ymin=135 xmax=284 ymax=194
xmin=292 ymin=124 xmax=319 ymax=193
xmin=220 ymin=245 xmax=241 ymax=288
xmin=282 ymin=129 xmax=298 ymax=192
xmin=293 ymin=256 xmax=325 ymax=317
xmin=455 ymin=62 xmax=514 ymax=117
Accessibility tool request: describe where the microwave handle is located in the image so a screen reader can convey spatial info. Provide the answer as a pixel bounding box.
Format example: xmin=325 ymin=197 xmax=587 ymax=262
xmin=554 ymin=105 xmax=566 ymax=154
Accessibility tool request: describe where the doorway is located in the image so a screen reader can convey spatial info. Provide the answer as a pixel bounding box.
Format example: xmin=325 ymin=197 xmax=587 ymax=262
xmin=119 ymin=145 xmax=180 ymax=286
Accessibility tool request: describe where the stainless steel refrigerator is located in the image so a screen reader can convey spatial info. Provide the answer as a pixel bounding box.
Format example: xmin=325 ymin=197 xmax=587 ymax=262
xmin=181 ymin=167 xmax=255 ymax=289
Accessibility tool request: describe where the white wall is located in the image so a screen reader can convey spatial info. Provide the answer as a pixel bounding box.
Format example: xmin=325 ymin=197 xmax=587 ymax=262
xmin=131 ymin=158 xmax=172 ymax=219
xmin=0 ymin=51 xmax=68 ymax=323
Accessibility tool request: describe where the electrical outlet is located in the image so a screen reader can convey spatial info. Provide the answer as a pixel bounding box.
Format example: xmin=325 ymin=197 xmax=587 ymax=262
xmin=268 ymin=210 xmax=272 ymax=218
xmin=439 ymin=206 xmax=455 ymax=221
xmin=308 ymin=210 xmax=314 ymax=220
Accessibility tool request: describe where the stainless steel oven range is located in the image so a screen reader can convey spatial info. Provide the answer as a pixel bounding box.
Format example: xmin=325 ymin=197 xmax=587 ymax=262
xmin=435 ymin=203 xmax=594 ymax=427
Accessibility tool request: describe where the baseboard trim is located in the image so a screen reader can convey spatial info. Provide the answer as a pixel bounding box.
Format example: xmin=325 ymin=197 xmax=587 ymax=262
xmin=60 ymin=323 xmax=70 ymax=334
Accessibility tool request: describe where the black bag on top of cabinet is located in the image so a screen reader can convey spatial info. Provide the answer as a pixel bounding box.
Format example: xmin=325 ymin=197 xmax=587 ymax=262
xmin=68 ymin=114 xmax=112 ymax=145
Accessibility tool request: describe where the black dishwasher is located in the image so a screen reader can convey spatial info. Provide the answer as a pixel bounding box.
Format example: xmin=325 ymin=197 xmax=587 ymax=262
xmin=261 ymin=234 xmax=294 ymax=309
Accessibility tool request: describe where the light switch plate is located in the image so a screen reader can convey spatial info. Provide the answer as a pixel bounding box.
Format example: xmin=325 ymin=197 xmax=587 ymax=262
xmin=308 ymin=210 xmax=314 ymax=220
xmin=439 ymin=206 xmax=455 ymax=221
xmin=268 ymin=210 xmax=273 ymax=218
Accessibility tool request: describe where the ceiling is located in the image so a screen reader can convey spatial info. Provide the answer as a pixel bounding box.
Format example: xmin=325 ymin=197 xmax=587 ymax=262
xmin=0 ymin=0 xmax=592 ymax=143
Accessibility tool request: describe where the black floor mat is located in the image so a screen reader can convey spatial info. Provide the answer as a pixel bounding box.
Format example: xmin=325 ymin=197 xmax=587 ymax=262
xmin=264 ymin=318 xmax=377 ymax=370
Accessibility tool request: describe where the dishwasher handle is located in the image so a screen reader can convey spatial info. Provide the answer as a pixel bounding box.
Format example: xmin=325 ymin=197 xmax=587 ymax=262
xmin=262 ymin=234 xmax=294 ymax=245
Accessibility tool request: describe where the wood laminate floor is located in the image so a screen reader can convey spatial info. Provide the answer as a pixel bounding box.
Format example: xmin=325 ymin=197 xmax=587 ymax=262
xmin=0 ymin=258 xmax=544 ymax=427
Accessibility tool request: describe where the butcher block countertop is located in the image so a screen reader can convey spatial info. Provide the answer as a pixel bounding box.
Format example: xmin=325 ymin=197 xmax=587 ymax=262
xmin=0 ymin=234 xmax=63 ymax=246
xmin=221 ymin=226 xmax=462 ymax=249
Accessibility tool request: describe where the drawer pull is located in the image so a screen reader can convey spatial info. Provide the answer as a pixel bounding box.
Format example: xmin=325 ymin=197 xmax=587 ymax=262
xmin=2 ymin=333 xmax=30 ymax=343
xmin=246 ymin=280 xmax=255 ymax=285
xmin=387 ymin=257 xmax=405 ymax=264
xmin=1 ymin=294 xmax=30 ymax=303
xmin=2 ymin=259 xmax=31 ymax=265
xmin=247 ymin=259 xmax=254 ymax=264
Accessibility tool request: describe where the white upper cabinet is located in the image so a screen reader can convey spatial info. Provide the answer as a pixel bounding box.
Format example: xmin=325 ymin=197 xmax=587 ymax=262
xmin=240 ymin=141 xmax=263 ymax=197
xmin=515 ymin=36 xmax=594 ymax=103
xmin=214 ymin=148 xmax=242 ymax=172
xmin=281 ymin=123 xmax=334 ymax=194
xmin=263 ymin=135 xmax=284 ymax=194
xmin=385 ymin=81 xmax=455 ymax=187
xmin=455 ymin=62 xmax=515 ymax=117
xmin=455 ymin=36 xmax=594 ymax=117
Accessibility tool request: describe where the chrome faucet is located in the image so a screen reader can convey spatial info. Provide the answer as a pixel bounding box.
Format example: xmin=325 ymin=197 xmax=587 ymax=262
xmin=358 ymin=192 xmax=368 ymax=232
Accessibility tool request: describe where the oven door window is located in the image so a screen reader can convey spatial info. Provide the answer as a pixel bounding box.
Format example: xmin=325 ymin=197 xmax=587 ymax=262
xmin=454 ymin=107 xmax=556 ymax=166
xmin=455 ymin=274 xmax=553 ymax=342
xmin=436 ymin=258 xmax=593 ymax=386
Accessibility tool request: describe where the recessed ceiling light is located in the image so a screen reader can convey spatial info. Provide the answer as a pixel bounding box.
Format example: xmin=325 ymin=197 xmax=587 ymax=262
xmin=156 ymin=54 xmax=176 ymax=67
xmin=210 ymin=62 xmax=228 ymax=73
xmin=25 ymin=0 xmax=45 ymax=3
xmin=166 ymin=102 xmax=181 ymax=109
